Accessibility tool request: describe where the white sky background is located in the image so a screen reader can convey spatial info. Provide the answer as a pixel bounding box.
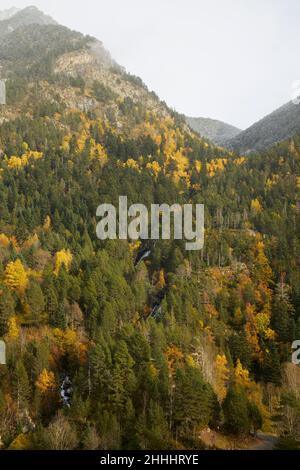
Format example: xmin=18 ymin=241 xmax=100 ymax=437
xmin=0 ymin=0 xmax=299 ymax=129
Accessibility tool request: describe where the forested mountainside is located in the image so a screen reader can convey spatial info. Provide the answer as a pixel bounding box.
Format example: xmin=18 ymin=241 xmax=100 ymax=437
xmin=0 ymin=8 xmax=300 ymax=451
xmin=186 ymin=116 xmax=241 ymax=146
xmin=225 ymin=100 xmax=300 ymax=154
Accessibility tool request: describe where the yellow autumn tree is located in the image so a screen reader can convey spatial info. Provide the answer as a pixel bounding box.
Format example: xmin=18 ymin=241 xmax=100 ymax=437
xmin=6 ymin=316 xmax=19 ymax=340
xmin=245 ymin=303 xmax=262 ymax=361
xmin=156 ymin=269 xmax=166 ymax=289
xmin=253 ymin=240 xmax=273 ymax=285
xmin=89 ymin=139 xmax=107 ymax=165
xmin=53 ymin=328 xmax=87 ymax=365
xmin=4 ymin=259 xmax=28 ymax=294
xmin=234 ymin=157 xmax=246 ymax=166
xmin=36 ymin=369 xmax=56 ymax=394
xmin=234 ymin=359 xmax=251 ymax=388
xmin=146 ymin=160 xmax=161 ymax=177
xmin=8 ymin=434 xmax=31 ymax=450
xmin=43 ymin=215 xmax=51 ymax=231
xmin=206 ymin=158 xmax=227 ymax=177
xmin=7 ymin=150 xmax=43 ymax=170
xmin=22 ymin=233 xmax=39 ymax=250
xmin=255 ymin=311 xmax=275 ymax=340
xmin=61 ymin=135 xmax=70 ymax=153
xmin=165 ymin=345 xmax=184 ymax=377
xmin=195 ymin=161 xmax=202 ymax=173
xmin=7 ymin=156 xmax=23 ymax=169
xmin=0 ymin=233 xmax=10 ymax=248
xmin=54 ymin=249 xmax=73 ymax=275
xmin=234 ymin=360 xmax=269 ymax=426
xmin=214 ymin=354 xmax=230 ymax=401
xmin=251 ymin=198 xmax=262 ymax=214
xmin=124 ymin=159 xmax=140 ymax=171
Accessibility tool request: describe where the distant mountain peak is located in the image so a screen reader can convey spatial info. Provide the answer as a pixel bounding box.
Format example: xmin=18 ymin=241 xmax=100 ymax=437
xmin=0 ymin=5 xmax=57 ymax=39
xmin=186 ymin=116 xmax=242 ymax=146
xmin=25 ymin=5 xmax=39 ymax=10
xmin=0 ymin=7 xmax=20 ymax=21
xmin=224 ymin=100 xmax=300 ymax=153
xmin=9 ymin=5 xmax=57 ymax=24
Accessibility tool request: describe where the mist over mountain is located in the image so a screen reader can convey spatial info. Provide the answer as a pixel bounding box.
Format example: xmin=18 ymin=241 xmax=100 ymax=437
xmin=0 ymin=5 xmax=56 ymax=39
xmin=186 ymin=116 xmax=242 ymax=146
xmin=0 ymin=6 xmax=121 ymax=82
xmin=0 ymin=7 xmax=20 ymax=21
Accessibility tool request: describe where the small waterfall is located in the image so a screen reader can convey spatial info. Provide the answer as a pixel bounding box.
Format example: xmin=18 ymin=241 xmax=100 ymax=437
xmin=60 ymin=375 xmax=72 ymax=407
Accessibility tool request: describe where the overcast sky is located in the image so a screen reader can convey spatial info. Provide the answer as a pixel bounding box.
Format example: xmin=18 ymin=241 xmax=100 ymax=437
xmin=1 ymin=0 xmax=299 ymax=128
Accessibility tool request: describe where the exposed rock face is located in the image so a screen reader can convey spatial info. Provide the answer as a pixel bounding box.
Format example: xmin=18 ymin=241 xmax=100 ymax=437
xmin=54 ymin=49 xmax=98 ymax=76
xmin=53 ymin=48 xmax=169 ymax=119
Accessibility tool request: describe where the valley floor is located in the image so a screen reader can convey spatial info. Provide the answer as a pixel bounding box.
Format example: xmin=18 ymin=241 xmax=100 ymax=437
xmin=249 ymin=433 xmax=277 ymax=450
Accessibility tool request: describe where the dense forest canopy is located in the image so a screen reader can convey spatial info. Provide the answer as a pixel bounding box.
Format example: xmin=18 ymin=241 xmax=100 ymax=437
xmin=0 ymin=7 xmax=299 ymax=451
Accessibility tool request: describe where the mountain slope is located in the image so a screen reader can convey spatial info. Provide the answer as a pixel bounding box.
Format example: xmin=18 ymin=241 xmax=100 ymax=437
xmin=225 ymin=100 xmax=300 ymax=153
xmin=0 ymin=7 xmax=299 ymax=451
xmin=186 ymin=116 xmax=241 ymax=146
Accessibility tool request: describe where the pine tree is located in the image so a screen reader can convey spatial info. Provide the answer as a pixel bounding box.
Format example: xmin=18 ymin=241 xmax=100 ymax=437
xmin=13 ymin=360 xmax=31 ymax=411
xmin=53 ymin=302 xmax=67 ymax=330
xmin=89 ymin=335 xmax=112 ymax=398
xmin=173 ymin=365 xmax=218 ymax=436
xmin=0 ymin=287 xmax=15 ymax=336
xmin=262 ymin=342 xmax=281 ymax=385
xmin=272 ymin=283 xmax=295 ymax=343
xmin=44 ymin=284 xmax=59 ymax=326
xmin=248 ymin=401 xmax=262 ymax=434
xmin=25 ymin=281 xmax=45 ymax=323
xmin=223 ymin=385 xmax=250 ymax=435
xmin=109 ymin=340 xmax=136 ymax=415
